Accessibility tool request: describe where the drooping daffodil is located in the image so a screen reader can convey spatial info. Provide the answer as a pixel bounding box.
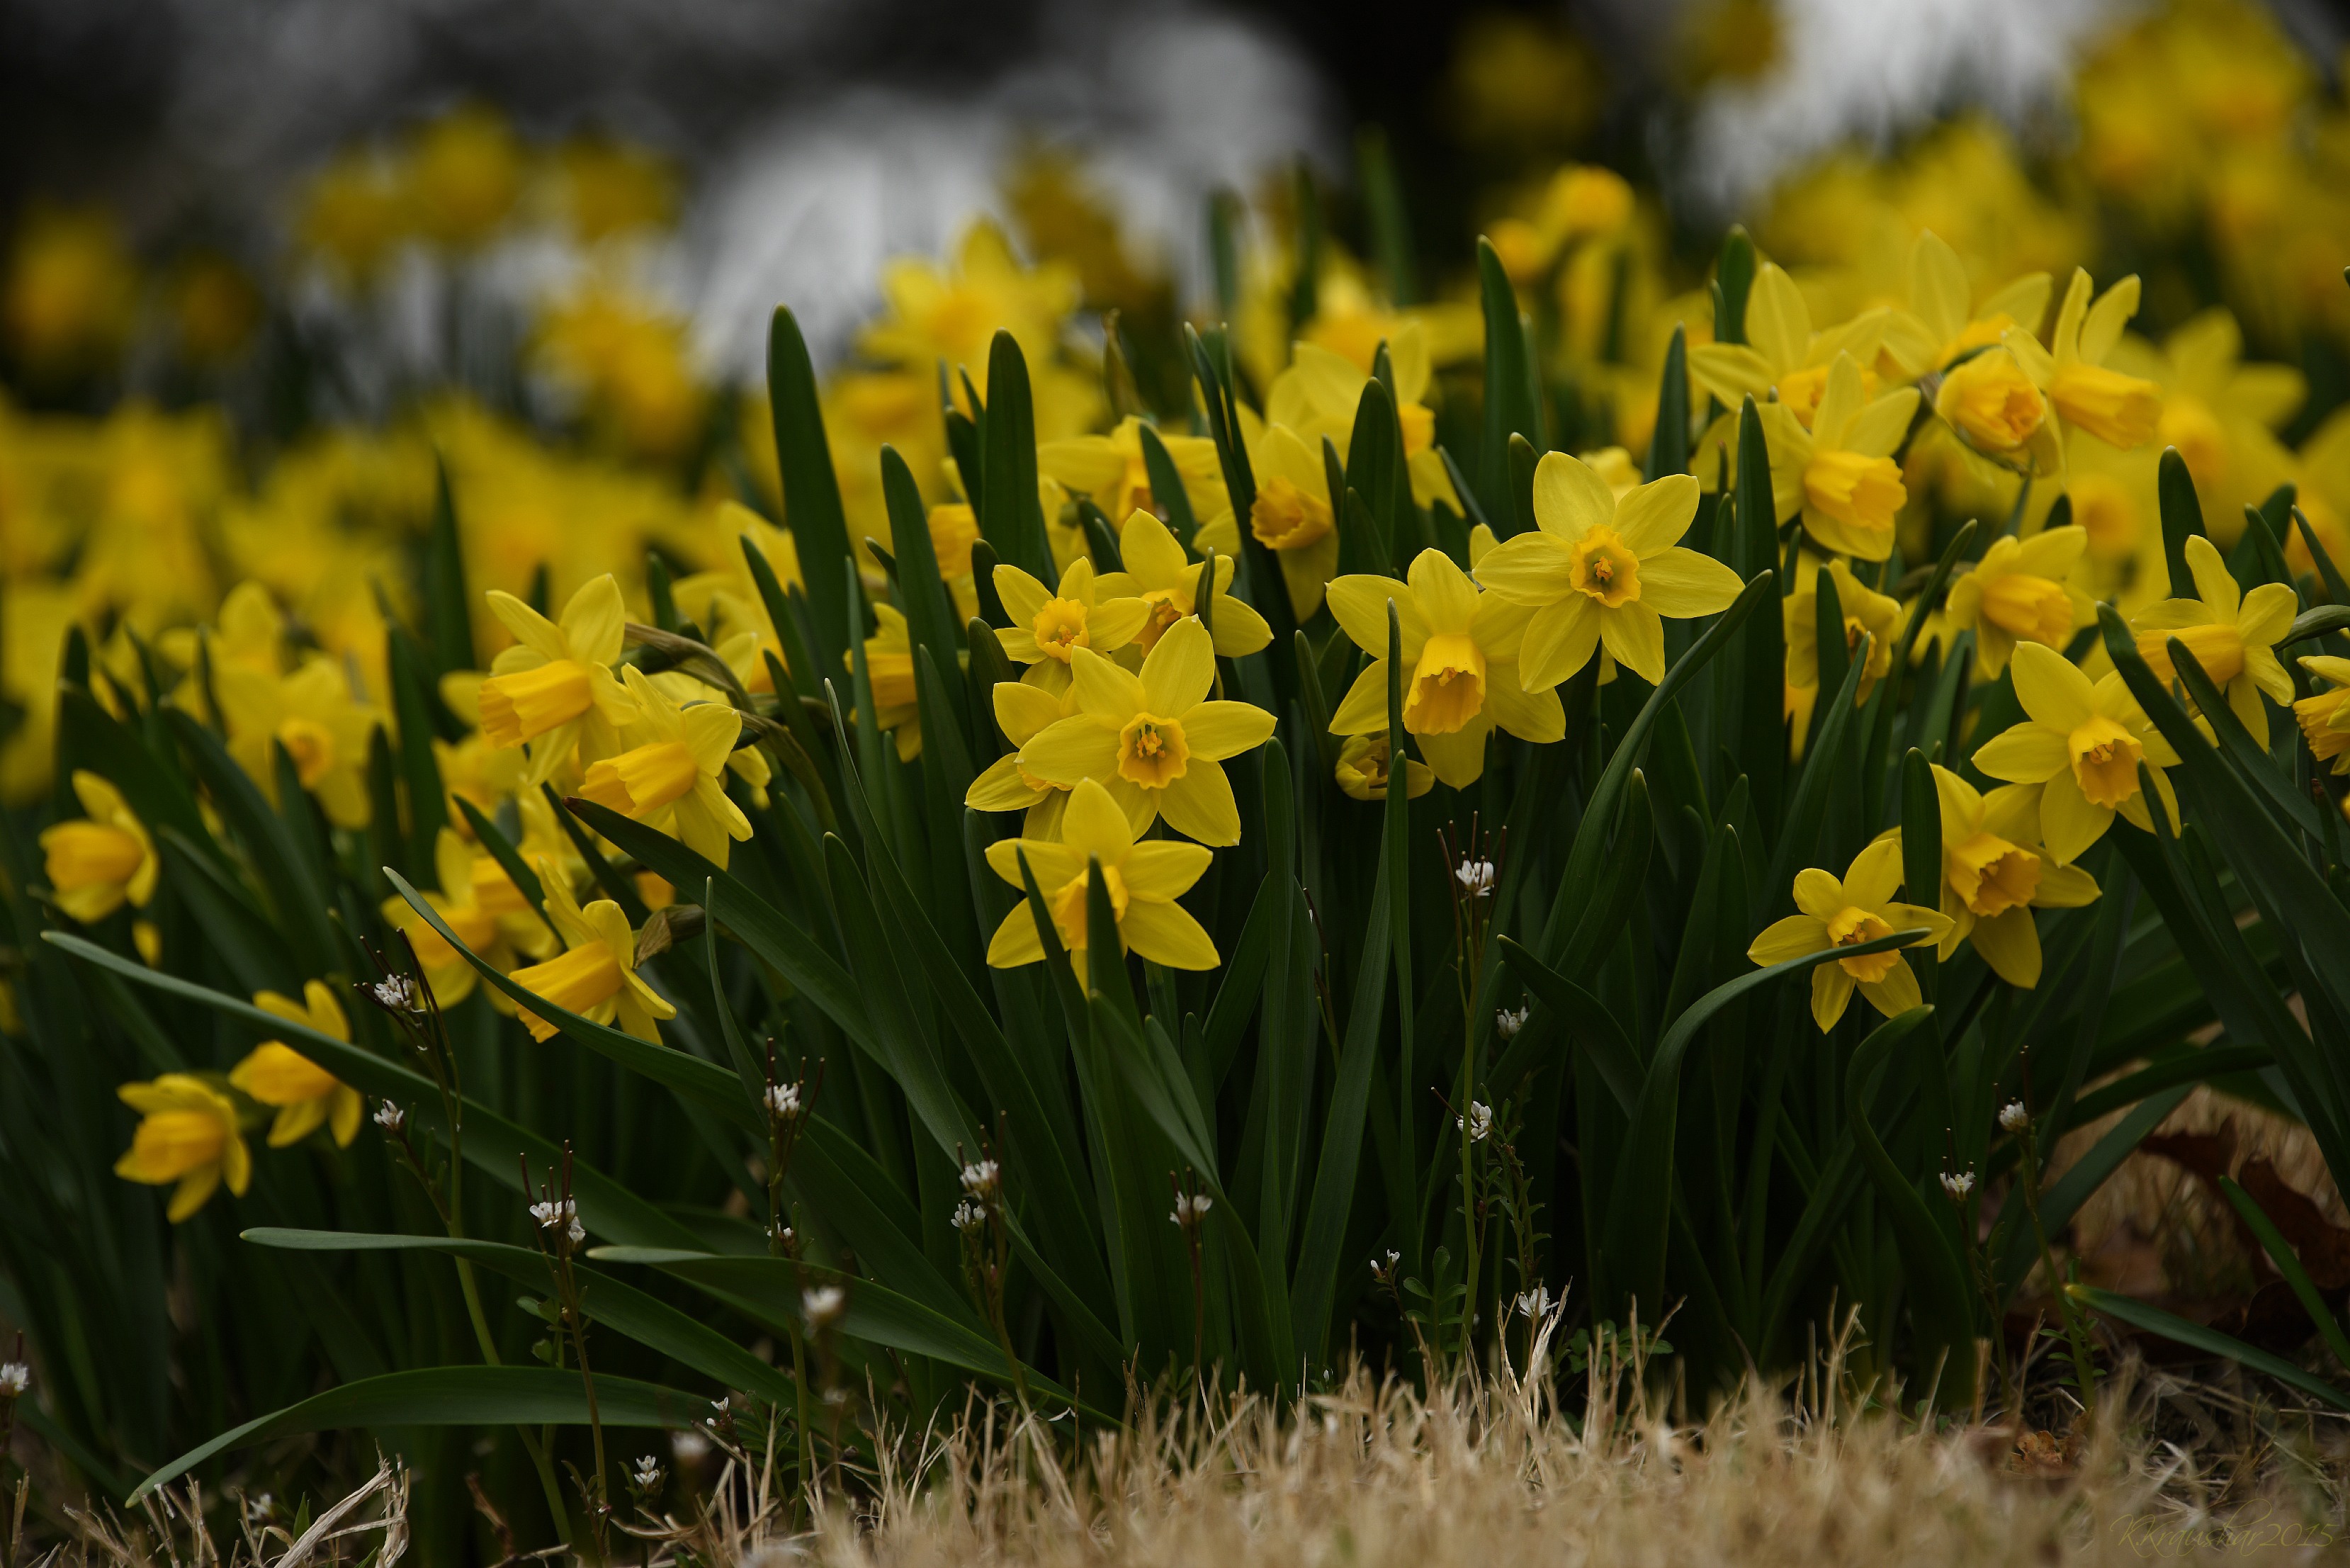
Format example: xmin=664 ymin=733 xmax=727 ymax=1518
xmin=2002 ymin=269 xmax=2163 ymax=452
xmin=507 ymin=868 xmax=675 ymax=1044
xmin=982 ymin=777 xmax=1217 ymax=971
xmin=1758 ymin=354 xmax=1920 ymax=563
xmin=578 ymin=665 xmax=752 ymax=867
xmin=1471 ymin=452 xmax=1743 ymax=687
xmin=1901 ymin=764 xmax=2100 ymax=988
xmin=1942 ymin=526 xmax=2095 ymax=677
xmin=383 ymin=828 xmax=552 ymax=1005
xmin=2295 ymin=655 xmax=2350 ymax=773
xmin=1972 ymin=641 xmax=2183 ymax=864
xmin=215 ymin=655 xmax=383 ymax=828
xmin=114 ymin=1074 xmax=250 ymax=1222
xmin=40 ymin=770 xmax=158 ymax=923
xmin=1746 ymin=837 xmax=1953 ymax=1032
xmin=1879 ymin=230 xmax=2052 ymax=379
xmin=1334 ymin=732 xmax=1434 ymax=801
xmin=1689 ymin=262 xmax=1889 ymax=430
xmin=230 ymin=981 xmax=364 ymax=1148
xmin=477 ymin=575 xmax=640 ymax=786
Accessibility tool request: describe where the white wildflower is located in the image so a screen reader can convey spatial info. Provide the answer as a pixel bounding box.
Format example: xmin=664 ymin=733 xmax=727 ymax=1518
xmin=0 ymin=1362 xmax=30 ymax=1397
xmin=1455 ymin=858 xmax=1496 ymax=898
xmin=959 ymin=1158 xmax=1000 ymax=1197
xmin=802 ymin=1285 xmax=847 ymax=1329
xmin=1941 ymin=1171 xmax=1977 ymax=1200
xmin=1369 ymin=1249 xmax=1401 ymax=1283
xmin=633 ymin=1454 xmax=662 ymax=1489
xmin=765 ymin=1082 xmax=801 ymax=1120
xmin=951 ymin=1200 xmax=988 ymax=1233
xmin=1496 ymin=1005 xmax=1530 ymax=1039
xmin=1459 ymin=1100 xmax=1493 ymax=1142
xmin=372 ymin=974 xmax=421 ymax=1011
xmin=1999 ymin=1101 xmax=2030 ymax=1133
xmin=1514 ymin=1286 xmax=1556 ymax=1321
xmin=530 ymin=1197 xmax=585 ymax=1246
xmin=1169 ymin=1192 xmax=1213 ymax=1227
xmin=373 ymin=1100 xmax=406 ymax=1132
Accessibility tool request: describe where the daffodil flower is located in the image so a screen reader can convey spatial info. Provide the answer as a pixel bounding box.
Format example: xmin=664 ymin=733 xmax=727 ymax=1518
xmin=1783 ymin=556 xmax=1900 ymax=759
xmin=114 ymin=1073 xmax=251 ymax=1222
xmin=1263 ymin=329 xmax=1458 ymax=510
xmin=992 ymin=557 xmax=1150 ymax=696
xmin=578 ymin=665 xmax=752 ymax=867
xmin=1943 ymin=526 xmax=2095 ymax=677
xmin=1758 ymin=354 xmax=1920 ymax=563
xmin=1933 ymin=347 xmax=2058 ymax=473
xmin=966 ymin=679 xmax=1158 ymax=840
xmin=1972 ymin=641 xmax=2183 ymax=864
xmin=1017 ymin=619 xmax=1277 ymax=847
xmin=1117 ymin=510 xmax=1271 ymax=657
xmin=1746 ymin=838 xmax=1953 ymax=1032
xmin=383 ymin=828 xmax=550 ymax=1005
xmin=509 ymin=869 xmax=675 ymax=1043
xmin=1326 ymin=549 xmax=1563 ymax=789
xmin=215 ymin=655 xmax=383 ymax=828
xmin=1901 ymin=764 xmax=2100 ymax=988
xmin=927 ymin=501 xmax=982 ymax=621
xmin=1038 ymin=416 xmax=1227 ymax=529
xmin=1880 ymin=230 xmax=2051 ymax=378
xmin=843 ymin=602 xmax=925 ymax=760
xmin=478 ymin=575 xmax=640 ymax=786
xmin=40 ymin=770 xmax=157 ymax=923
xmin=2002 ymin=269 xmax=2162 ymax=451
xmin=981 ymin=778 xmax=1217 ymax=971
xmin=2128 ymin=536 xmax=2296 ymax=744
xmin=2140 ymin=310 xmax=2304 ymax=546
xmin=1334 ymin=733 xmax=1433 ymax=801
xmin=1690 ymin=263 xmax=1889 ymax=430
xmin=1220 ymin=419 xmax=1339 ymax=624
xmin=1471 ymin=453 xmax=1742 ymax=687
xmin=230 ymin=981 xmax=364 ymax=1148
xmin=2294 ymin=655 xmax=2350 ymax=774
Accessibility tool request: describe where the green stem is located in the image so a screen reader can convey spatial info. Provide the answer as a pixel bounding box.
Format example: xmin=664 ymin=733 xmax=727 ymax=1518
xmin=2016 ymin=1136 xmax=2099 ymax=1416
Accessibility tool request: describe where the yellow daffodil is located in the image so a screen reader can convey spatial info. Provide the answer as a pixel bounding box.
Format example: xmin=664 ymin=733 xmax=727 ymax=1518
xmin=1943 ymin=526 xmax=2095 ymax=677
xmin=2295 ymin=657 xmax=2350 ymax=773
xmin=1264 ymin=329 xmax=1459 ymax=510
xmin=1879 ymin=230 xmax=2052 ymax=378
xmin=968 ymin=679 xmax=1086 ymax=837
xmin=1472 ymin=453 xmax=1742 ymax=687
xmin=993 ymin=557 xmax=1150 ymax=696
xmin=384 ymin=828 xmax=550 ymax=1004
xmin=1117 ymin=509 xmax=1270 ymax=658
xmin=2137 ymin=308 xmax=2303 ymax=543
xmin=2128 ymin=535 xmax=2295 ymax=744
xmin=2001 ymin=269 xmax=2163 ymax=451
xmin=981 ymin=778 xmax=1216 ymax=971
xmin=1218 ymin=419 xmax=1339 ymax=624
xmin=230 ymin=981 xmax=363 ymax=1148
xmin=214 ymin=655 xmax=383 ymax=829
xmin=509 ymin=869 xmax=674 ymax=1044
xmin=1746 ymin=838 xmax=1953 ymax=1032
xmin=579 ymin=666 xmax=752 ymax=867
xmin=1334 ymin=732 xmax=1433 ymax=800
xmin=1037 ymin=416 xmax=1227 ymax=529
xmin=114 ymin=1074 xmax=250 ymax=1222
xmin=1017 ymin=619 xmax=1276 ymax=847
xmin=1325 ymin=549 xmax=1562 ymax=789
xmin=1758 ymin=354 xmax=1920 ymax=562
xmin=1689 ymin=263 xmax=1889 ymax=430
xmin=1900 ymin=764 xmax=2100 ymax=988
xmin=927 ymin=501 xmax=982 ymax=622
xmin=854 ymin=602 xmax=925 ymax=760
xmin=478 ymin=575 xmax=640 ymax=786
xmin=1783 ymin=556 xmax=1900 ymax=759
xmin=1933 ymin=347 xmax=2057 ymax=472
xmin=40 ymin=770 xmax=157 ymax=923
xmin=670 ymin=502 xmax=803 ymax=685
xmin=1972 ymin=641 xmax=2183 ymax=864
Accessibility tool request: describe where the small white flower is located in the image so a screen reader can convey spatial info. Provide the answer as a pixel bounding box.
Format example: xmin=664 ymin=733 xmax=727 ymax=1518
xmin=1496 ymin=1005 xmax=1530 ymax=1040
xmin=244 ymin=1492 xmax=274 ymax=1523
xmin=372 ymin=975 xmax=421 ymax=1012
xmin=1455 ymin=858 xmax=1496 ymax=898
xmin=1940 ymin=1171 xmax=1977 ymax=1200
xmin=1999 ymin=1101 xmax=2030 ymax=1133
xmin=0 ymin=1362 xmax=28 ymax=1397
xmin=1369 ymin=1249 xmax=1401 ymax=1282
xmin=765 ymin=1082 xmax=801 ymax=1120
xmin=1459 ymin=1101 xmax=1493 ymax=1142
xmin=373 ymin=1100 xmax=406 ymax=1132
xmin=959 ymin=1158 xmax=1000 ymax=1197
xmin=670 ymin=1428 xmax=712 ymax=1464
xmin=633 ymin=1454 xmax=662 ymax=1488
xmin=802 ymin=1285 xmax=847 ymax=1329
xmin=1169 ymin=1192 xmax=1213 ymax=1227
xmin=951 ymin=1200 xmax=988 ymax=1233
xmin=530 ymin=1197 xmax=585 ymax=1246
xmin=1514 ymin=1286 xmax=1555 ymax=1321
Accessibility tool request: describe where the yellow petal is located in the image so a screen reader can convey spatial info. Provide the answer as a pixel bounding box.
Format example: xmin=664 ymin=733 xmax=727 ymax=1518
xmin=1141 ymin=617 xmax=1216 ymax=716
xmin=1634 ymin=548 xmax=1743 ymax=618
xmin=1749 ymin=913 xmax=1829 ymax=965
xmin=1156 ymin=760 xmax=1242 ymax=847
xmin=1119 ymin=898 xmax=1219 ymax=970
xmin=1531 ymin=450 xmax=1615 ymax=541
xmin=1059 ymin=778 xmax=1134 ymax=862
xmin=1121 ymin=840 xmax=1213 ymax=901
xmin=1792 ymin=869 xmax=1846 ymax=920
xmin=1183 ymin=700 xmax=1277 ymax=760
xmin=2008 ymin=642 xmax=2096 ymax=732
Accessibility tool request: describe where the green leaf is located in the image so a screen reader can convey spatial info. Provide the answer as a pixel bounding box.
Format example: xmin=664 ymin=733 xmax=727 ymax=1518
xmin=2216 ymin=1177 xmax=2350 ymax=1375
xmin=1644 ymin=325 xmax=1689 ymax=481
xmin=883 ymin=444 xmax=964 ymax=720
xmin=132 ymin=1367 xmax=705 ymax=1502
xmin=1998 ymin=1085 xmax=2193 ymax=1305
xmin=2070 ymin=1285 xmax=2350 ymax=1411
xmin=979 ymin=331 xmax=1056 ymax=581
xmin=1137 ymin=423 xmax=1198 ymax=550
xmin=1496 ymin=938 xmax=1641 ymax=1111
xmin=1476 ymin=237 xmax=1541 ymax=528
xmin=2286 ymin=605 xmax=2350 ymax=644
xmin=768 ymin=307 xmax=854 ymax=667
xmin=422 ymin=456 xmax=476 ymax=677
xmin=2158 ymin=447 xmax=2206 ymax=599
xmin=1712 ymin=227 xmax=1756 ymax=346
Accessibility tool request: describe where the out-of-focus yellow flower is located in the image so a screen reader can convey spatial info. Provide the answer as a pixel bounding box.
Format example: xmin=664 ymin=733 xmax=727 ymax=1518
xmin=115 ymin=1074 xmax=250 ymax=1222
xmin=2293 ymin=407 xmax=2350 ymax=586
xmin=300 ymin=150 xmax=411 ymax=283
xmin=555 ymin=135 xmax=677 ymax=242
xmin=991 ymin=558 xmax=1148 ymax=696
xmin=40 ymin=771 xmax=158 ymax=924
xmin=1265 ymin=328 xmax=1459 ymax=513
xmin=214 ymin=655 xmax=383 ymax=830
xmin=1441 ymin=12 xmax=1600 ymax=153
xmin=2128 ymin=534 xmax=2296 ymax=743
xmin=1334 ymin=732 xmax=1433 ymax=801
xmin=926 ymin=501 xmax=983 ymax=622
xmin=478 ymin=575 xmax=640 ymax=786
xmin=1204 ymin=418 xmax=1335 ymax=624
xmin=1326 ymin=549 xmax=1561 ymax=789
xmin=384 ymin=828 xmax=549 ymax=1004
xmin=579 ymin=666 xmax=752 ymax=867
xmin=1017 ymin=619 xmax=1276 ymax=847
xmin=533 ymin=287 xmax=706 ymax=461
xmin=1489 ymin=164 xmax=1635 ymax=284
xmin=231 ymin=982 xmax=363 ymax=1148
xmin=1116 ymin=510 xmax=1270 ymax=658
xmin=2295 ymin=656 xmax=2350 ymax=772
xmin=864 ymin=220 xmax=1078 ymax=376
xmin=509 ymin=869 xmax=674 ymax=1043
xmin=1879 ymin=230 xmax=2051 ymax=378
xmin=405 ymin=105 xmax=525 ymax=250
xmin=1474 ymin=453 xmax=1740 ymax=687
xmin=1900 ymin=764 xmax=2099 ymax=988
xmin=1783 ymin=556 xmax=1900 ymax=759
xmin=2132 ymin=308 xmax=2303 ymax=543
xmin=855 ymin=602 xmax=923 ymax=760
xmin=1746 ymin=838 xmax=1951 ymax=1032
xmin=1942 ymin=527 xmax=2094 ymax=677
xmin=1933 ymin=348 xmax=2055 ymax=471
xmin=1038 ymin=416 xmax=1226 ymax=531
xmin=1758 ymin=354 xmax=1919 ymax=561
xmin=1972 ymin=642 xmax=2182 ymax=864
xmin=2004 ymin=269 xmax=2164 ymax=457
xmin=3 ymin=206 xmax=138 ymax=378
xmin=1690 ymin=263 xmax=1887 ymax=431
xmin=982 ymin=778 xmax=1216 ymax=971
